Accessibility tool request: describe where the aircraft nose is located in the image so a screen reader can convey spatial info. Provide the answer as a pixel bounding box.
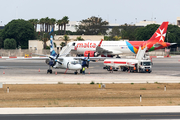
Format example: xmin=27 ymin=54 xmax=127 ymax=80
xmin=77 ymin=64 xmax=82 ymax=69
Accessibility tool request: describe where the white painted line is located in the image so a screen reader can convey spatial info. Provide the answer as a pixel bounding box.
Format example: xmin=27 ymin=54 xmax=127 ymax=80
xmin=0 ymin=106 xmax=179 ymax=114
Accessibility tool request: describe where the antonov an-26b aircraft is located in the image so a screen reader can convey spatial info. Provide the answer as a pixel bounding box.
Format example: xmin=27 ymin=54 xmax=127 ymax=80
xmin=8 ymin=36 xmax=105 ymax=74
xmin=67 ymin=21 xmax=175 ymax=57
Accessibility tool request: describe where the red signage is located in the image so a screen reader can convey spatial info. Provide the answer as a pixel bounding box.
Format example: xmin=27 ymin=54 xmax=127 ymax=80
xmin=76 ymin=42 xmax=96 ymax=48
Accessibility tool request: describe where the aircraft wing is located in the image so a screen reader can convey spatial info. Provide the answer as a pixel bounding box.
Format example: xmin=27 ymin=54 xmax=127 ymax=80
xmin=96 ymin=46 xmax=113 ymax=54
xmin=96 ymin=39 xmax=122 ymax=55
xmin=95 ymin=39 xmax=111 ymax=54
xmin=74 ymin=57 xmax=106 ymax=61
xmin=7 ymin=57 xmax=64 ymax=60
xmin=7 ymin=57 xmax=50 ymax=60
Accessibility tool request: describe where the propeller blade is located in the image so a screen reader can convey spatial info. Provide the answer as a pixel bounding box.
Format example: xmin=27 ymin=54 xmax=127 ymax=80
xmin=58 ymin=61 xmax=62 ymax=65
xmin=56 ymin=54 xmax=59 ymax=59
xmin=88 ymin=52 xmax=90 ymax=59
xmin=87 ymin=52 xmax=90 ymax=68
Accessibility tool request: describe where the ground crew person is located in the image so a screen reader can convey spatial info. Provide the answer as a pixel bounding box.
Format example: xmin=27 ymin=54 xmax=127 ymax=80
xmin=109 ymin=66 xmax=113 ymax=73
xmin=133 ymin=66 xmax=136 ymax=72
xmin=82 ymin=67 xmax=85 ymax=74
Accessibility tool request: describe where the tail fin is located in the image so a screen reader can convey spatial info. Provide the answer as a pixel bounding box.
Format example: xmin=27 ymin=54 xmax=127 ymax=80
xmin=148 ymin=21 xmax=169 ymax=42
xmin=141 ymin=22 xmax=169 ymax=50
xmin=50 ymin=35 xmax=57 ymax=57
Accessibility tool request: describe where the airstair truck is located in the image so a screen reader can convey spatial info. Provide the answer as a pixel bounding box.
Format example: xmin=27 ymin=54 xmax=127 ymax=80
xmin=103 ymin=47 xmax=152 ymax=73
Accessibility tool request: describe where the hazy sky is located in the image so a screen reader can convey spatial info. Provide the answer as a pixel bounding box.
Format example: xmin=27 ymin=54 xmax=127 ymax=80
xmin=0 ymin=0 xmax=180 ymax=25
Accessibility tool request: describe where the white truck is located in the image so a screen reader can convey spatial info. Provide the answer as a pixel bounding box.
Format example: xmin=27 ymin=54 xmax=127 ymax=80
xmin=103 ymin=47 xmax=152 ymax=73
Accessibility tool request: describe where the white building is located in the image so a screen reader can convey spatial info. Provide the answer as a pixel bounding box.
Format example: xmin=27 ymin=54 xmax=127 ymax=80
xmin=135 ymin=20 xmax=161 ymax=26
xmin=54 ymin=21 xmax=81 ymax=32
xmin=177 ymin=17 xmax=180 ymax=27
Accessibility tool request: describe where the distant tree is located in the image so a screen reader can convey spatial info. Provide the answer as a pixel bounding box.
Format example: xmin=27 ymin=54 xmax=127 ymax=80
xmin=62 ymin=16 xmax=69 ymax=35
xmin=120 ymin=24 xmax=138 ymax=40
xmin=44 ymin=17 xmax=50 ymax=32
xmin=166 ymin=24 xmax=180 ymax=46
xmin=46 ymin=45 xmax=50 ymax=49
xmin=1 ymin=19 xmax=35 ymax=49
xmin=0 ymin=37 xmax=3 ymax=48
xmin=39 ymin=18 xmax=45 ymax=32
xmin=76 ymin=36 xmax=84 ymax=41
xmin=50 ymin=18 xmax=56 ymax=35
xmin=42 ymin=33 xmax=49 ymax=49
xmin=104 ymin=36 xmax=111 ymax=41
xmin=63 ymin=35 xmax=70 ymax=45
xmin=113 ymin=36 xmax=122 ymax=40
xmin=76 ymin=16 xmax=109 ymax=35
xmin=56 ymin=19 xmax=63 ymax=35
xmin=60 ymin=42 xmax=66 ymax=48
xmin=53 ymin=42 xmax=56 ymax=48
xmin=135 ymin=24 xmax=159 ymax=40
xmin=4 ymin=38 xmax=16 ymax=49
xmin=109 ymin=27 xmax=121 ymax=40
xmin=110 ymin=27 xmax=121 ymax=37
xmin=28 ymin=19 xmax=39 ymax=32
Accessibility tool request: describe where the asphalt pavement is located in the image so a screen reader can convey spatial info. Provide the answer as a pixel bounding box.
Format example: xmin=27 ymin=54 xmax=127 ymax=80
xmin=0 ymin=57 xmax=180 ymax=84
xmin=1 ymin=113 xmax=180 ymax=120
xmin=0 ymin=57 xmax=180 ymax=119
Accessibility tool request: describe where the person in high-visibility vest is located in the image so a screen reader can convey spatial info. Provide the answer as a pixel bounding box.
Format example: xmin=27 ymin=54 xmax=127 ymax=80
xmin=109 ymin=66 xmax=113 ymax=73
xmin=82 ymin=67 xmax=85 ymax=74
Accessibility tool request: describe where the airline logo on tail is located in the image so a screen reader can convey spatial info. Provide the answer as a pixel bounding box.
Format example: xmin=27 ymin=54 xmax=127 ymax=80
xmin=50 ymin=35 xmax=57 ymax=57
xmin=155 ymin=28 xmax=166 ymax=42
xmin=148 ymin=21 xmax=168 ymax=42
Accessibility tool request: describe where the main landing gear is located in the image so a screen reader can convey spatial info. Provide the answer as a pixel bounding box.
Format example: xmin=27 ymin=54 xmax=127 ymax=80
xmin=74 ymin=70 xmax=78 ymax=75
xmin=47 ymin=69 xmax=52 ymax=74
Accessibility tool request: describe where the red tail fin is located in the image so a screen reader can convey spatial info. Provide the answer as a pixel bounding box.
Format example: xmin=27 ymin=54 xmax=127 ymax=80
xmin=148 ymin=21 xmax=169 ymax=42
xmin=141 ymin=22 xmax=169 ymax=50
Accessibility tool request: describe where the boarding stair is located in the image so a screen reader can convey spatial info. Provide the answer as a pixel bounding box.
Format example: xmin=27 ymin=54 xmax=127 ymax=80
xmin=135 ymin=46 xmax=147 ymax=60
xmin=60 ymin=45 xmax=73 ymax=56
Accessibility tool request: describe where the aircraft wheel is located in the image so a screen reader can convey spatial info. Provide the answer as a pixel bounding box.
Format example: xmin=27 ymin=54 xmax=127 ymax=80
xmin=47 ymin=69 xmax=52 ymax=74
xmin=50 ymin=70 xmax=52 ymax=74
xmin=74 ymin=71 xmax=78 ymax=74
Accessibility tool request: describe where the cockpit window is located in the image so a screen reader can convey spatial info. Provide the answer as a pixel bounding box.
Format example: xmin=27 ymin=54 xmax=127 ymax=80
xmin=142 ymin=62 xmax=151 ymax=66
xmin=71 ymin=60 xmax=80 ymax=65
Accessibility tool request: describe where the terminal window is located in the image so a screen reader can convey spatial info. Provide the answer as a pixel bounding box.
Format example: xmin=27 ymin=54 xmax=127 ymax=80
xmin=177 ymin=20 xmax=180 ymax=26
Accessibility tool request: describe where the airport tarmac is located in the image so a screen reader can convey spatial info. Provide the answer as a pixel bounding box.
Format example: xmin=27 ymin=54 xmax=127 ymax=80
xmin=0 ymin=57 xmax=180 ymax=119
xmin=0 ymin=57 xmax=180 ymax=84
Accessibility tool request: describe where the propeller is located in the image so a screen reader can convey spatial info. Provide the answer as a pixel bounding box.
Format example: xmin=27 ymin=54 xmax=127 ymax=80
xmin=86 ymin=52 xmax=90 ymax=68
xmin=49 ymin=54 xmax=62 ymax=67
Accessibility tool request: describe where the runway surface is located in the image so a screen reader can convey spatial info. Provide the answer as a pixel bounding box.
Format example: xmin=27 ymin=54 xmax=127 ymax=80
xmin=0 ymin=57 xmax=180 ymax=84
xmin=1 ymin=113 xmax=180 ymax=120
xmin=0 ymin=106 xmax=180 ymax=119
